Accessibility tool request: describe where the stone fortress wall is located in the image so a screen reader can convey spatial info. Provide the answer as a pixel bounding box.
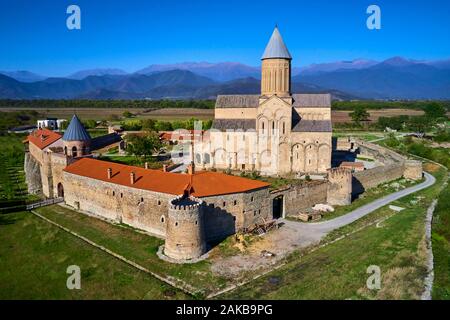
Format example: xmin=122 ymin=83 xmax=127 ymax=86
xmin=62 ymin=171 xmax=271 ymax=242
xmin=351 ymin=139 xmax=423 ymax=194
xmin=24 ymin=130 xmax=423 ymax=262
xmin=273 ymin=138 xmax=424 ymax=218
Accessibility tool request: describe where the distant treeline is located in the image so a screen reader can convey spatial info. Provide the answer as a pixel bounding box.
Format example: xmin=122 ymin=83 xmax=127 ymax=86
xmin=0 ymin=110 xmax=39 ymax=132
xmin=1 ymin=99 xmax=450 ymax=111
xmin=332 ymin=100 xmax=450 ymax=111
xmin=0 ymin=99 xmax=215 ymax=109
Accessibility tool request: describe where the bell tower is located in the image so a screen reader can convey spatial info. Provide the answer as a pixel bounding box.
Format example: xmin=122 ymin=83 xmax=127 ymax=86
xmin=261 ymin=26 xmax=292 ymax=97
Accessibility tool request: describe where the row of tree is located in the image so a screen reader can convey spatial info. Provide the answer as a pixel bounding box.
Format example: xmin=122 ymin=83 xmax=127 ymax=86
xmin=334 ymin=100 xmax=450 ymax=111
xmin=0 ymin=99 xmax=215 ymax=109
xmin=350 ymin=102 xmax=448 ymax=133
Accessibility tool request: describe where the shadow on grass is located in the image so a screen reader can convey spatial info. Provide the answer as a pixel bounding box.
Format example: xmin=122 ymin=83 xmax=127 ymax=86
xmin=0 ymin=212 xmax=25 ymax=225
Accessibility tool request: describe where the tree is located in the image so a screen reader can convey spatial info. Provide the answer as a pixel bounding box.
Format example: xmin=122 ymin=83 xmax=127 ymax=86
xmin=350 ymin=106 xmax=370 ymax=125
xmin=142 ymin=119 xmax=156 ymax=131
xmin=125 ymin=132 xmax=162 ymax=160
xmin=122 ymin=111 xmax=133 ymax=118
xmin=154 ymin=121 xmax=173 ymax=132
xmin=423 ymin=102 xmax=446 ymax=120
xmin=407 ymin=116 xmax=430 ymax=134
xmin=83 ymin=119 xmax=97 ymax=129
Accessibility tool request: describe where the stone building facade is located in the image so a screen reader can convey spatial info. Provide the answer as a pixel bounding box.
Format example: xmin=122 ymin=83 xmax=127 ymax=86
xmin=195 ymin=27 xmax=332 ymax=176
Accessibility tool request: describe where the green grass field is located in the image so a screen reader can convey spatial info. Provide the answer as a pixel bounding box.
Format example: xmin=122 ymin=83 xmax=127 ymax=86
xmin=219 ymin=166 xmax=446 ymax=299
xmin=34 ymin=205 xmax=230 ymax=297
xmin=0 ymin=211 xmax=190 ymax=299
xmin=0 ymin=135 xmax=40 ymax=204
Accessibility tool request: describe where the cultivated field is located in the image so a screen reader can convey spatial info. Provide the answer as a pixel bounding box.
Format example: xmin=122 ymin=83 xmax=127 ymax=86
xmin=1 ymin=107 xmax=439 ymax=123
xmin=0 ymin=108 xmax=215 ymax=121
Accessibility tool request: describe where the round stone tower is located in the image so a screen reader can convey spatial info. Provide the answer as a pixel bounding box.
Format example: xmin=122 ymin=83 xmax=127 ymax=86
xmin=261 ymin=26 xmax=292 ymax=97
xmin=62 ymin=115 xmax=92 ymax=157
xmin=164 ymin=195 xmax=206 ymax=261
xmin=326 ymin=167 xmax=352 ymax=206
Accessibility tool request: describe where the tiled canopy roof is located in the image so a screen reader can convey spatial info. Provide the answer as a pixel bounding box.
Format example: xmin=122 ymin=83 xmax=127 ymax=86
xmin=26 ymin=129 xmax=62 ymax=150
xmin=212 ymin=119 xmax=256 ymax=131
xmin=64 ymin=158 xmax=269 ymax=198
xmin=63 ymin=115 xmax=91 ymax=142
xmin=292 ymin=120 xmax=332 ymax=132
xmin=261 ymin=27 xmax=292 ymax=60
xmin=215 ymin=95 xmax=260 ymax=108
xmin=292 ymin=94 xmax=331 ymax=108
xmin=215 ymin=94 xmax=331 ymax=109
xmin=91 ymin=133 xmax=122 ymax=151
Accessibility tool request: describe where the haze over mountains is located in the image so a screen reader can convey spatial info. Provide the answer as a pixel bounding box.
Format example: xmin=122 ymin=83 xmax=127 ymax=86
xmin=1 ymin=57 xmax=449 ymax=100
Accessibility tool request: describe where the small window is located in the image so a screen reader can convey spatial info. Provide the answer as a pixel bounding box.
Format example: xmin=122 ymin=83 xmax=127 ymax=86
xmin=157 ymin=200 xmax=161 ymax=205
xmin=112 ymin=191 xmax=115 ymax=196
xmin=195 ymin=220 xmax=198 ymax=225
xmin=282 ymin=122 xmax=286 ymax=135
xmin=175 ymin=222 xmax=178 ymax=227
xmin=141 ymin=197 xmax=144 ymax=202
xmin=120 ymin=193 xmax=123 ymax=198
xmin=251 ymin=196 xmax=254 ymax=202
xmin=223 ymin=201 xmax=226 ymax=207
xmin=253 ymin=211 xmax=256 ymax=216
xmin=233 ymin=200 xmax=237 ymax=206
xmin=161 ymin=216 xmax=165 ymax=223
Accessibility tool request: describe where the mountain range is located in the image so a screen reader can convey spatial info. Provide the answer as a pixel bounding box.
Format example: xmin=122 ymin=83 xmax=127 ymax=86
xmin=1 ymin=57 xmax=449 ymax=100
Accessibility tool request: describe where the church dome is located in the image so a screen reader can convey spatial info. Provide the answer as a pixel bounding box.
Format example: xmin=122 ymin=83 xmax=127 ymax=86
xmin=62 ymin=115 xmax=91 ymax=141
xmin=261 ymin=26 xmax=292 ymax=60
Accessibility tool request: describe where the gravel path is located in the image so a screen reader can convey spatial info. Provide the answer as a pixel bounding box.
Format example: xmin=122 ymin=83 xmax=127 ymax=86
xmin=211 ymin=172 xmax=436 ymax=278
xmin=295 ymin=172 xmax=436 ymax=235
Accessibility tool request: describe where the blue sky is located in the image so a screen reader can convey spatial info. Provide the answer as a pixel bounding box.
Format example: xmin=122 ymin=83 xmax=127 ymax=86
xmin=0 ymin=0 xmax=449 ymax=76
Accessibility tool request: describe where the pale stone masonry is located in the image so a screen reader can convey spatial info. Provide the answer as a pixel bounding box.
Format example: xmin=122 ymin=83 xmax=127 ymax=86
xmin=195 ymin=27 xmax=333 ymax=176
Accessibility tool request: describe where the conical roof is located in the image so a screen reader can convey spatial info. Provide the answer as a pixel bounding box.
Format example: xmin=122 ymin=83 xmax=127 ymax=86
xmin=63 ymin=115 xmax=91 ymax=141
xmin=261 ymin=26 xmax=292 ymax=60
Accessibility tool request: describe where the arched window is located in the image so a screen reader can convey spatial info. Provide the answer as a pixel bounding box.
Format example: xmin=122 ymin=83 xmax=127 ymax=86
xmin=72 ymin=146 xmax=77 ymax=157
xmin=262 ymin=122 xmax=265 ymax=134
xmin=282 ymin=122 xmax=286 ymax=135
xmin=204 ymin=153 xmax=211 ymax=164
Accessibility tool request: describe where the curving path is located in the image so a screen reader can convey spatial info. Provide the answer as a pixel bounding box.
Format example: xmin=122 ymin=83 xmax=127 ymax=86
xmin=282 ymin=172 xmax=436 ymax=240
xmin=210 ymin=172 xmax=437 ymax=282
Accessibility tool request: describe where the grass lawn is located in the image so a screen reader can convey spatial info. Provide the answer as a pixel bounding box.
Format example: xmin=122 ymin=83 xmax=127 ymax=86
xmin=0 ymin=211 xmax=190 ymax=299
xmin=34 ymin=205 xmax=230 ymax=297
xmin=375 ymin=137 xmax=450 ymax=300
xmin=0 ymin=134 xmax=40 ymax=204
xmin=432 ymin=183 xmax=450 ymax=299
xmin=219 ymin=165 xmax=446 ymax=299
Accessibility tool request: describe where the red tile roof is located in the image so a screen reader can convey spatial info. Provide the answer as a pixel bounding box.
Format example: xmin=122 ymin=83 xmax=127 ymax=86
xmin=26 ymin=129 xmax=62 ymax=150
xmin=340 ymin=162 xmax=365 ymax=169
xmin=64 ymin=158 xmax=269 ymax=197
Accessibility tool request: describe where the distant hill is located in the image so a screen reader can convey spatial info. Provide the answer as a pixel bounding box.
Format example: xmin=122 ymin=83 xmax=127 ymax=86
xmin=1 ymin=57 xmax=449 ymax=100
xmin=68 ymin=68 xmax=128 ymax=80
xmin=299 ymin=59 xmax=379 ymax=75
xmin=136 ymin=62 xmax=260 ymax=82
xmin=0 ymin=70 xmax=46 ymax=83
xmin=295 ymin=58 xmax=450 ymax=99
